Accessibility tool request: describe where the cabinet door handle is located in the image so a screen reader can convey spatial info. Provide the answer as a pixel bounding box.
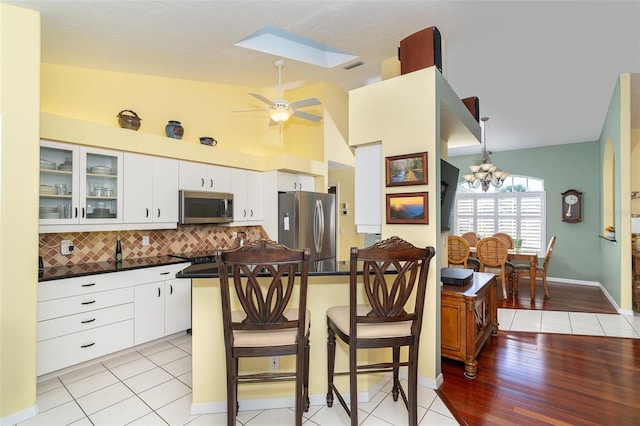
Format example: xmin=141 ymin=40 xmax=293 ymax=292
xmin=243 ymin=209 xmax=247 ymax=218
xmin=299 ymin=182 xmax=302 ymax=190
xmin=81 ymin=283 xmax=96 ymax=287
xmin=160 ymin=272 xmax=170 ymax=275
xmin=82 ymin=207 xmax=85 ymax=218
xmin=145 ymin=208 xmax=149 ymax=218
xmin=74 ymin=207 xmax=78 ymax=218
xmin=170 ymin=284 xmax=173 ymax=295
xmin=80 ymin=342 xmax=95 ymax=348
xmin=81 ymin=318 xmax=96 ymax=324
xmin=250 ymin=209 xmax=254 ymax=218
xmin=157 ymin=287 xmax=161 ymax=298
xmin=81 ymin=300 xmax=96 ymax=305
xmin=157 ymin=208 xmax=161 ymax=218
xmin=294 ymin=182 xmax=298 ymax=189
xmin=210 ymin=179 xmax=213 ymax=188
xmin=201 ymin=178 xmax=205 ymax=187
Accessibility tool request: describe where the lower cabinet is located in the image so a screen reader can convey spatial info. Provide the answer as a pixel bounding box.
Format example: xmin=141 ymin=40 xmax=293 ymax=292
xmin=36 ymin=264 xmax=191 ymax=376
xmin=36 ymin=271 xmax=136 ymax=376
xmin=134 ymin=264 xmax=191 ymax=345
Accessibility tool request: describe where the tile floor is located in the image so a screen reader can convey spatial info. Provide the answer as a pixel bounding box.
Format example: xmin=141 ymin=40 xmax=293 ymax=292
xmin=19 ymin=333 xmax=456 ymax=426
xmin=21 ymin=309 xmax=640 ymax=426
xmin=498 ymin=308 xmax=640 ymax=338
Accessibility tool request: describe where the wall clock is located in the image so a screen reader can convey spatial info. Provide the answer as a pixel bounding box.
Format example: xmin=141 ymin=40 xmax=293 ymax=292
xmin=561 ymin=189 xmax=582 ymax=223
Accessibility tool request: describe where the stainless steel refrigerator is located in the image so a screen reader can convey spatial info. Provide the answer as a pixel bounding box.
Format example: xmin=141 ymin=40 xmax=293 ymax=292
xmin=278 ymin=191 xmax=336 ymax=268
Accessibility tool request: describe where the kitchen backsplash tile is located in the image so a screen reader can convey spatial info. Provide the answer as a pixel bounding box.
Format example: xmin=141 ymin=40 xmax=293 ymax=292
xmin=39 ymin=225 xmax=268 ymax=267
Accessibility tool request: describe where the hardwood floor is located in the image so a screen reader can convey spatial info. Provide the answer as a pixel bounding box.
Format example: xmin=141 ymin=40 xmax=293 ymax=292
xmin=439 ymin=332 xmax=640 ymax=425
xmin=498 ymin=279 xmax=618 ymax=313
xmin=439 ymin=279 xmax=640 ymax=425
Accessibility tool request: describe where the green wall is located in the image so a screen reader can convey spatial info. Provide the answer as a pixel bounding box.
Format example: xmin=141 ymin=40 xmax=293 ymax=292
xmin=449 ymin=141 xmax=601 ymax=282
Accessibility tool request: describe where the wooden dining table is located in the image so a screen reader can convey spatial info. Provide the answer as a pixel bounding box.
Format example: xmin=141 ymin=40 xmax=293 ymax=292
xmin=470 ymin=246 xmax=539 ymax=300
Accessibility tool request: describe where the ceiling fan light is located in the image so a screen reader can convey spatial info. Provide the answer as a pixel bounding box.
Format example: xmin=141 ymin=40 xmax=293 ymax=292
xmin=269 ymin=108 xmax=293 ymax=123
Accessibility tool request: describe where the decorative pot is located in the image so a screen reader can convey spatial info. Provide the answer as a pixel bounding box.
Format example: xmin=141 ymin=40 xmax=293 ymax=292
xmin=199 ymin=136 xmax=217 ymax=146
xmin=165 ymin=120 xmax=184 ymax=139
xmin=607 ymin=231 xmax=615 ymax=240
xmin=117 ymin=110 xmax=141 ymax=130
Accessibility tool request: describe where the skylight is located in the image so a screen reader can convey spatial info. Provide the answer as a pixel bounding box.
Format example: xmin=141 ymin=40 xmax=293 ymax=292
xmin=234 ymin=25 xmax=358 ymax=68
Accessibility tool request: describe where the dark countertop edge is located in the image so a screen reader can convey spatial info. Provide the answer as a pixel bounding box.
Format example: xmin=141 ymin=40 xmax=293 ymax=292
xmin=38 ymin=256 xmax=190 ymax=282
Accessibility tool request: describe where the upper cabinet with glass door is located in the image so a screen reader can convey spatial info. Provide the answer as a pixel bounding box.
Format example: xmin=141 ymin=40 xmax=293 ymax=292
xmin=39 ymin=140 xmax=123 ymax=231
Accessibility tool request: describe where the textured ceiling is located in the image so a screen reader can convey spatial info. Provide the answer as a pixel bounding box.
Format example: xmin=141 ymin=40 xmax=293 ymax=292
xmin=5 ymin=0 xmax=640 ymax=156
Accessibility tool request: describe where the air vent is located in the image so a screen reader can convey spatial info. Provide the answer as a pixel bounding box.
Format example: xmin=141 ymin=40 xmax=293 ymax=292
xmin=343 ymin=61 xmax=364 ymax=70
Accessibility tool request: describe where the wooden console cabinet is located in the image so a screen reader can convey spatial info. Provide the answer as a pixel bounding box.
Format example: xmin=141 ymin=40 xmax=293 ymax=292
xmin=441 ymin=272 xmax=498 ymax=379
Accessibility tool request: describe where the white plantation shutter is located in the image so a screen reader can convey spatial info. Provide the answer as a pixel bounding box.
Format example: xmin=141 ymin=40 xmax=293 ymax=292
xmin=454 ymin=190 xmax=546 ymax=253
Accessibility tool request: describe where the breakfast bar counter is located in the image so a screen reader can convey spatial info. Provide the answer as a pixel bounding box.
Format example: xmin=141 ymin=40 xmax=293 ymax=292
xmin=179 ymin=262 xmax=442 ymax=415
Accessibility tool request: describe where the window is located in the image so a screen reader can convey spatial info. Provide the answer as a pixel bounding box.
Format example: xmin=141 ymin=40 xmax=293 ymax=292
xmin=454 ymin=176 xmax=546 ymax=253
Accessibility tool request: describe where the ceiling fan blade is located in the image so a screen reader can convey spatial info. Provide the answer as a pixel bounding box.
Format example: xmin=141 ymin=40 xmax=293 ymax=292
xmin=249 ymin=93 xmax=275 ymax=106
xmin=289 ymin=97 xmax=321 ymax=109
xmin=293 ymin=110 xmax=323 ymax=122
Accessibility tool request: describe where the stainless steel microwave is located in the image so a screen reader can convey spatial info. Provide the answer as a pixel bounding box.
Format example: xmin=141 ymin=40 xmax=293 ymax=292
xmin=179 ymin=190 xmax=234 ymax=224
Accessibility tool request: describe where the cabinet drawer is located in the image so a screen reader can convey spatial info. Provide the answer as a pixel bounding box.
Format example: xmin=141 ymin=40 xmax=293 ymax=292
xmin=38 ymin=303 xmax=134 ymax=341
xmin=38 ymin=287 xmax=133 ymax=321
xmin=134 ymin=264 xmax=186 ymax=285
xmin=37 ymin=319 xmax=133 ymax=376
xmin=39 ymin=270 xmax=135 ymax=302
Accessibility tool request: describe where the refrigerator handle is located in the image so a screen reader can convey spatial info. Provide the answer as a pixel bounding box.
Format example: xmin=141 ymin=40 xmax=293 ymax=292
xmin=314 ymin=199 xmax=324 ymax=254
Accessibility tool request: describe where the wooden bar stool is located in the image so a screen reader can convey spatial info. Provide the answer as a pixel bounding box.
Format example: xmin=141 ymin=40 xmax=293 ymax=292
xmin=215 ymin=239 xmax=311 ymax=426
xmin=325 ymin=236 xmax=435 ymax=426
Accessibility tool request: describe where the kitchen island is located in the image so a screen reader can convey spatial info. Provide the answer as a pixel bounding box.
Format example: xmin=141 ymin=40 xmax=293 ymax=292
xmin=177 ymin=261 xmax=441 ymax=415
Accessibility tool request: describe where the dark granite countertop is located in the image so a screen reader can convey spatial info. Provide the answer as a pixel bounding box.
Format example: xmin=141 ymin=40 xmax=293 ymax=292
xmin=175 ymin=260 xmax=384 ymax=279
xmin=38 ymin=255 xmax=190 ymax=282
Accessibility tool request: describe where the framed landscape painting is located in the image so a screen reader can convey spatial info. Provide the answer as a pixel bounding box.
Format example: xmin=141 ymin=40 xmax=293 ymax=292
xmin=386 ymin=192 xmax=429 ymax=224
xmin=385 ymin=152 xmax=428 ymax=187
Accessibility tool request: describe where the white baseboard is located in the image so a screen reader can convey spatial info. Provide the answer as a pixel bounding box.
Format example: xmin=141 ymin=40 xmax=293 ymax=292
xmin=0 ymin=403 xmax=37 ymax=426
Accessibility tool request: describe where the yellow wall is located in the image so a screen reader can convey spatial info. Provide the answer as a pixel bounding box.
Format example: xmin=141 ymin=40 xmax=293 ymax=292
xmin=349 ymin=68 xmax=441 ymax=382
xmin=0 ymin=3 xmax=40 ymax=421
xmin=328 ymin=168 xmax=364 ymax=261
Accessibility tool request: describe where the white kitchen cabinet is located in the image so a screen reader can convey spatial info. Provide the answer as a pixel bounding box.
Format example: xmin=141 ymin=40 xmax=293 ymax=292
xmin=40 ymin=140 xmax=124 ymax=230
xmin=36 ymin=271 xmax=135 ymax=376
xmin=231 ymin=169 xmax=263 ymax=223
xmin=178 ymin=160 xmax=231 ymax=193
xmin=355 ymin=143 xmax=382 ymax=233
xmin=134 ymin=264 xmax=191 ymax=345
xmin=277 ymin=171 xmax=315 ymax=192
xmin=123 ymin=153 xmax=178 ymax=224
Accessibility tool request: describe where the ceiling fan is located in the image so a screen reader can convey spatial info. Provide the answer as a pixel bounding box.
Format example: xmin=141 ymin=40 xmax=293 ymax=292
xmin=236 ymin=59 xmax=323 ymax=126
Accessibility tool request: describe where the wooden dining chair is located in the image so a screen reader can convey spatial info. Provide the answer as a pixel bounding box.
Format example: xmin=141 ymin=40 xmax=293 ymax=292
xmin=513 ymin=235 xmax=557 ymax=298
xmin=326 ymin=236 xmax=435 ymax=426
xmin=492 ymin=232 xmax=514 ymax=249
xmin=448 ymin=235 xmax=479 ymax=271
xmin=461 ymin=231 xmax=478 ymax=247
xmin=214 ymin=239 xmax=311 ymax=426
xmin=476 ymin=237 xmax=514 ymax=299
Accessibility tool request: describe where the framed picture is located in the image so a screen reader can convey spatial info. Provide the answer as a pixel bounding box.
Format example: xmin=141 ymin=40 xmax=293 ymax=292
xmin=386 ymin=192 xmax=429 ymax=224
xmin=385 ymin=152 xmax=428 ymax=187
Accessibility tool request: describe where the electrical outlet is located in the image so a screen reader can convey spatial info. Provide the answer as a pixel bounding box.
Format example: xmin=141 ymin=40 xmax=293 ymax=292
xmin=269 ymin=356 xmax=279 ymax=370
xmin=61 ymin=240 xmax=74 ymax=255
xmin=232 ymin=232 xmax=238 ymax=239
xmin=142 ymin=235 xmax=150 ymax=246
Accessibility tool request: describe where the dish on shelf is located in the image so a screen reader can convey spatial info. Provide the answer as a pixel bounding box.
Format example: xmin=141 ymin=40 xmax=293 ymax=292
xmin=40 ymin=212 xmax=61 ymax=219
xmin=39 ymin=185 xmax=56 ymax=195
xmin=87 ymin=212 xmax=116 ymax=218
xmin=40 ymin=159 xmax=56 ymax=170
xmin=89 ymin=165 xmax=113 ymax=174
xmin=58 ymin=164 xmax=72 ymax=171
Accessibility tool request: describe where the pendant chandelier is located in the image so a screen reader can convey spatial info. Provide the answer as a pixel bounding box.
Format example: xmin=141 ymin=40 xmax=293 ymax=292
xmin=463 ymin=116 xmax=508 ymax=192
